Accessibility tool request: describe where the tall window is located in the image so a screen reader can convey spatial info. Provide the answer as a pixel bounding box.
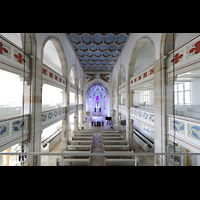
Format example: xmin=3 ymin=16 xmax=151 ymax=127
xmin=143 ymin=90 xmax=149 ymax=105
xmin=104 ymin=96 xmax=107 ymax=109
xmin=174 ymin=82 xmax=191 ymax=105
xmin=89 ymin=96 xmax=92 ymax=109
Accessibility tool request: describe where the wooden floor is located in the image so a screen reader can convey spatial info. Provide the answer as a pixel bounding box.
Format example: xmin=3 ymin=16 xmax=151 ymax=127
xmin=41 ymin=123 xmax=154 ymax=166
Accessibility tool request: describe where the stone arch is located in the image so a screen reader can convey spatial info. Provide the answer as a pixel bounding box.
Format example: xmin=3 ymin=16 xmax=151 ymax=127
xmin=128 ymin=36 xmax=156 ymax=80
xmin=79 ymin=75 xmax=83 ymax=89
xmin=113 ymin=75 xmax=116 ymax=89
xmin=69 ymin=65 xmax=78 ymax=86
xmin=41 ymin=36 xmax=68 ymax=78
xmin=118 ymin=64 xmax=126 ymax=86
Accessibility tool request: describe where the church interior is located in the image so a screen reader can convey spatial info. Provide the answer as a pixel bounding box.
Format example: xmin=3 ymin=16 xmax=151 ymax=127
xmin=0 ymin=33 xmax=200 ymax=166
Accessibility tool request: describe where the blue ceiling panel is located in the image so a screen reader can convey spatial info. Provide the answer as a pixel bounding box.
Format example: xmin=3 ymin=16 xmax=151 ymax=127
xmin=86 ymin=51 xmax=93 ymax=57
xmin=79 ymin=43 xmax=88 ymax=51
xmin=89 ymin=43 xmax=97 ymax=51
xmin=106 ymin=57 xmax=113 ymax=61
xmin=109 ymin=44 xmax=117 ymax=51
xmin=81 ymin=34 xmax=92 ymax=44
xmin=69 ymin=33 xmax=81 ymax=44
xmin=99 ymin=57 xmax=105 ymax=61
xmin=116 ymin=34 xmax=127 ymax=45
xmin=93 ymin=33 xmax=103 ymax=44
xmin=99 ymin=43 xmax=107 ymax=52
xmin=103 ymin=51 xmax=110 ymax=57
xmin=66 ymin=33 xmax=130 ymax=72
xmin=105 ymin=34 xmax=115 ymax=44
xmin=111 ymin=51 xmax=120 ymax=57
xmin=91 ymin=57 xmax=97 ymax=61
xmin=94 ymin=51 xmax=102 ymax=57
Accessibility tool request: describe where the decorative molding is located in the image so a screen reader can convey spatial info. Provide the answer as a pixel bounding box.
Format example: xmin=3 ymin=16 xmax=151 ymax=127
xmin=168 ymin=114 xmax=200 ymax=152
xmin=0 ymin=36 xmax=30 ymax=78
xmin=130 ymin=107 xmax=154 ymax=128
xmin=119 ymin=82 xmax=126 ymax=93
xmin=69 ymin=81 xmax=78 ymax=93
xmin=130 ymin=64 xmax=154 ymax=90
xmin=41 ymin=107 xmax=65 ymax=129
xmin=42 ymin=64 xmax=66 ymax=89
xmin=0 ymin=115 xmax=29 ymax=151
xmin=167 ymin=34 xmax=200 ymax=77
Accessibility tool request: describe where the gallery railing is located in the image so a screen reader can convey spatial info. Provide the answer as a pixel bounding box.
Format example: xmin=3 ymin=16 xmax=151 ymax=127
xmin=1 ymin=151 xmax=200 ymax=166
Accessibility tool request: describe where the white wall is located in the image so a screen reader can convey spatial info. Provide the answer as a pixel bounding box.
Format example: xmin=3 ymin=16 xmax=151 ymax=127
xmin=133 ymin=92 xmax=143 ymax=105
xmin=0 ymin=33 xmax=22 ymax=48
xmin=134 ymin=120 xmax=154 ymax=142
xmin=191 ymin=79 xmax=200 ymax=105
xmin=43 ymin=40 xmax=62 ymax=75
xmin=149 ymin=89 xmax=154 ymax=105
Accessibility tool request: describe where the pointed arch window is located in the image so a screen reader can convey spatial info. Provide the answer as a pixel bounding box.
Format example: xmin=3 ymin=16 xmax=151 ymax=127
xmin=89 ymin=96 xmax=92 ymax=109
xmin=104 ymin=96 xmax=107 ymax=109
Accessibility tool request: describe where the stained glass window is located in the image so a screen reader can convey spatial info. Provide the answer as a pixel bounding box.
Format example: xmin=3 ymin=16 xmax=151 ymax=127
xmin=104 ymin=96 xmax=107 ymax=109
xmin=89 ymin=96 xmax=92 ymax=109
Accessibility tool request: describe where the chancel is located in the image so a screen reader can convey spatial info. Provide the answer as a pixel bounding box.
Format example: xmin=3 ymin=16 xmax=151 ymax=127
xmin=86 ymin=82 xmax=110 ymax=122
xmin=0 ymin=33 xmax=200 ymax=166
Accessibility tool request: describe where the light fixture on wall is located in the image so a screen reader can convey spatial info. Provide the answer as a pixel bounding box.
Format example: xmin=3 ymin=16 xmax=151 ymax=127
xmin=164 ymin=54 xmax=169 ymax=59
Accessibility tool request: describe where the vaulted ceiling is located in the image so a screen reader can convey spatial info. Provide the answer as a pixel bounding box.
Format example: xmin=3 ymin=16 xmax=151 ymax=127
xmin=66 ymin=33 xmax=130 ymax=72
xmin=86 ymin=82 xmax=109 ymax=98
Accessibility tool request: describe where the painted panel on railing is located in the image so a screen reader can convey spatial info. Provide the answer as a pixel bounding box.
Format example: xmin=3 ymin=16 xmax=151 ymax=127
xmin=167 ymin=34 xmax=200 ymax=76
xmin=41 ymin=108 xmax=65 ymax=128
xmin=0 ymin=37 xmax=30 ymax=78
xmin=168 ymin=115 xmax=200 ymax=152
xmin=170 ymin=118 xmax=185 ymax=135
xmin=130 ymin=107 xmax=154 ymax=128
xmin=69 ymin=82 xmax=78 ymax=93
xmin=130 ymin=65 xmax=154 ymax=89
xmin=119 ymin=82 xmax=126 ymax=93
xmin=12 ymin=119 xmax=25 ymax=133
xmin=0 ymin=116 xmax=29 ymax=151
xmin=42 ymin=64 xmax=66 ymax=89
xmin=188 ymin=124 xmax=200 ymax=140
xmin=0 ymin=122 xmax=9 ymax=138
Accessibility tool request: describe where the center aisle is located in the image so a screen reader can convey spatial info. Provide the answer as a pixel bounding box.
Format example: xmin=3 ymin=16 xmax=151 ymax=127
xmin=90 ymin=132 xmax=105 ymax=166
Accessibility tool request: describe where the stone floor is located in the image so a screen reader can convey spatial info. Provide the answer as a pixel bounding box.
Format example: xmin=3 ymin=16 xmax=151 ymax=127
xmin=41 ymin=123 xmax=154 ymax=166
xmin=90 ymin=132 xmax=104 ymax=166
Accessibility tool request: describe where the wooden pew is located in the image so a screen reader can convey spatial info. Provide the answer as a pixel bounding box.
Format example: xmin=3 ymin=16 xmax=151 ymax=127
xmin=57 ymin=157 xmax=90 ymax=166
xmin=102 ymin=136 xmax=124 ymax=140
xmin=101 ymin=130 xmax=120 ymax=133
xmin=72 ymin=136 xmax=93 ymax=141
xmin=104 ymin=157 xmax=139 ymax=166
xmin=70 ymin=140 xmax=92 ymax=145
xmin=62 ymin=150 xmax=91 ymax=158
xmin=104 ymin=150 xmax=134 ymax=159
xmin=74 ymin=130 xmax=94 ymax=133
xmin=101 ymin=133 xmax=121 ymax=137
xmin=103 ymin=140 xmax=127 ymax=145
xmin=74 ymin=132 xmax=94 ymax=137
xmin=66 ymin=144 xmax=92 ymax=151
xmin=103 ymin=144 xmax=129 ymax=151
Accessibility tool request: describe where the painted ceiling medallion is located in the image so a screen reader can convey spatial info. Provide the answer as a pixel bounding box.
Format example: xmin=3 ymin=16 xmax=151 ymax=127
xmin=66 ymin=33 xmax=130 ymax=72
